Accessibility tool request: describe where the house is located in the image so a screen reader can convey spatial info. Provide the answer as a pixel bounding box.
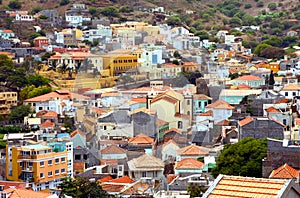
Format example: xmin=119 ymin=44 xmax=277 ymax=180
xmin=128 ymin=133 xmax=153 ymax=154
xmin=127 ymin=154 xmax=164 ymax=180
xmin=262 ymin=138 xmax=300 ymax=177
xmin=177 ymin=144 xmax=210 ymax=161
xmin=219 ymin=89 xmax=262 ymax=105
xmin=193 ymin=94 xmax=212 ymax=115
xmin=238 ymin=117 xmax=285 ymax=140
xmin=161 ymin=63 xmax=182 ymax=79
xmin=70 ymin=129 xmax=86 ymax=148
xmin=269 ymin=163 xmax=299 ymax=179
xmin=24 ymin=90 xmax=90 ymax=115
xmin=100 ymin=145 xmax=127 ymax=160
xmin=174 ymin=158 xmax=204 ymax=175
xmin=205 ymin=99 xmax=234 ymax=123
xmin=157 ymin=118 xmax=169 ymax=142
xmin=164 ymin=128 xmax=187 ymax=147
xmin=2 ymin=188 xmax=58 ymax=198
xmin=0 ymin=92 xmax=17 ymax=117
xmin=202 ymin=174 xmax=300 ymax=197
xmin=280 ymin=84 xmax=300 ymax=99
xmin=230 ymin=75 xmax=265 ymax=88
xmin=34 ymin=36 xmax=49 ymax=48
xmin=161 ymin=140 xmax=180 ymax=162
xmin=131 ymin=108 xmax=158 ymax=138
xmin=264 ymin=106 xmax=292 ymax=129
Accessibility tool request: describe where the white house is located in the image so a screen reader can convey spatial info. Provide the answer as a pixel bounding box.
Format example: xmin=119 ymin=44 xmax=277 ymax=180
xmin=280 ymin=84 xmax=300 ymax=99
xmin=205 ymin=99 xmax=234 ymax=124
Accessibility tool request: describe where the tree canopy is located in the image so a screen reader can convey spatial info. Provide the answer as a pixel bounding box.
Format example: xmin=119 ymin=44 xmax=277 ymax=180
xmin=9 ymin=104 xmax=32 ymax=122
xmin=58 ymin=177 xmax=108 ymax=198
xmin=212 ymin=138 xmax=267 ymax=178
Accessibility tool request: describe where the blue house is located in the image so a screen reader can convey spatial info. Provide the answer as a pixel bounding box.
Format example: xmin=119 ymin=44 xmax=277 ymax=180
xmin=193 ymin=94 xmax=212 ymax=115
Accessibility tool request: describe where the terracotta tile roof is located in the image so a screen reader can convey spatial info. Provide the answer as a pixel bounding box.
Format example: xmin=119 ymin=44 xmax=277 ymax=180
xmin=177 ymin=144 xmax=210 ymax=156
xmin=174 ymin=113 xmax=190 ymax=119
xmin=175 ymin=158 xmax=204 ymax=169
xmin=101 ymin=183 xmax=125 ymax=193
xmin=41 ymin=111 xmax=58 ymax=118
xmin=237 ymin=83 xmax=251 ymax=89
xmin=98 ymin=176 xmax=113 ymax=183
xmin=204 ymin=175 xmax=290 ymax=197
xmin=3 ymin=29 xmax=13 ymax=33
xmin=215 ymin=119 xmax=230 ymax=126
xmin=24 ymin=90 xmax=90 ymax=102
xmin=40 ymin=120 xmax=55 ymax=128
xmin=130 ymin=107 xmax=156 ymax=116
xmin=0 ymin=181 xmax=26 ymax=190
xmin=281 ymin=83 xmax=300 ymax=91
xmin=131 ymin=97 xmax=147 ymax=103
xmin=269 ymin=117 xmax=285 ymax=127
xmin=163 ymin=139 xmax=178 ymax=148
xmin=295 ymin=118 xmax=300 ymax=126
xmin=91 ymin=107 xmax=106 ymax=115
xmin=275 ymin=99 xmax=290 ymax=104
xmin=100 ymin=159 xmax=118 ymax=166
xmin=193 ymin=94 xmax=212 ymax=100
xmin=101 ymin=144 xmax=126 ymax=155
xmin=120 ymin=181 xmax=150 ymax=195
xmin=151 ymin=95 xmax=178 ymax=104
xmin=269 ymin=163 xmax=299 ymax=179
xmin=129 ymin=133 xmax=154 ymax=144
xmin=73 ymin=161 xmax=85 ymax=172
xmin=60 ymin=102 xmax=66 ymax=107
xmin=36 ymin=110 xmax=48 ymax=117
xmin=205 ymin=99 xmax=234 ymax=110
xmin=109 ymin=176 xmax=134 ymax=184
xmin=265 ymin=106 xmax=281 ymax=113
xmin=156 ymin=118 xmax=169 ymax=127
xmin=168 ymin=174 xmax=178 ymax=184
xmin=165 ymin=128 xmax=181 ymax=135
xmin=198 ymin=110 xmax=213 ymax=116
xmin=238 ymin=117 xmax=254 ymax=127
xmin=70 ymin=129 xmax=86 ymax=138
xmin=4 ymin=188 xmax=53 ymax=198
xmin=234 ymin=75 xmax=263 ymax=81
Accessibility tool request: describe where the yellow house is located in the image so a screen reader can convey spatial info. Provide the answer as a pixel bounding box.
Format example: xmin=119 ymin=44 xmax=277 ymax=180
xmin=100 ymin=54 xmax=138 ymax=77
xmin=110 ymin=22 xmax=160 ymax=37
xmin=6 ymin=143 xmax=69 ymax=191
xmin=0 ymin=92 xmax=18 ymax=117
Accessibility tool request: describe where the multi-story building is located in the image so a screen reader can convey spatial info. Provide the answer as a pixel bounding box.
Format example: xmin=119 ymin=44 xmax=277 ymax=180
xmin=6 ymin=142 xmax=71 ymax=191
xmin=0 ymin=92 xmax=18 ymax=117
xmin=100 ymin=54 xmax=138 ymax=77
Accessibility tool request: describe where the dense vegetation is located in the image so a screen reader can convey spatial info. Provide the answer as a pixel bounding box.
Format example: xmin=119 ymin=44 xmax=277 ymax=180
xmin=212 ymin=138 xmax=267 ymax=178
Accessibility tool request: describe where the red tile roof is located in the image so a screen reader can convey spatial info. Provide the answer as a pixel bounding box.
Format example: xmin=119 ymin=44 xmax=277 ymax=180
xmin=215 ymin=119 xmax=230 ymax=126
xmin=234 ymin=75 xmax=263 ymax=81
xmin=100 ymin=159 xmax=118 ymax=166
xmin=177 ymin=144 xmax=210 ymax=156
xmin=205 ymin=99 xmax=234 ymax=110
xmin=175 ymin=158 xmax=204 ymax=169
xmin=129 ymin=133 xmax=154 ymax=144
xmin=101 ymin=183 xmax=125 ymax=193
xmin=4 ymin=188 xmax=53 ymax=198
xmin=41 ymin=111 xmax=58 ymax=118
xmin=40 ymin=120 xmax=55 ymax=128
xmin=281 ymin=83 xmax=300 ymax=91
xmin=70 ymin=129 xmax=86 ymax=138
xmin=265 ymin=107 xmax=281 ymax=113
xmin=198 ymin=110 xmax=213 ymax=116
xmin=275 ymin=99 xmax=290 ymax=104
xmin=24 ymin=90 xmax=90 ymax=102
xmin=101 ymin=145 xmax=126 ymax=155
xmin=168 ymin=174 xmax=178 ymax=184
xmin=131 ymin=97 xmax=147 ymax=103
xmin=0 ymin=181 xmax=26 ymax=190
xmin=206 ymin=175 xmax=289 ymax=197
xmin=151 ymin=95 xmax=178 ymax=104
xmin=237 ymin=83 xmax=251 ymax=89
xmin=164 ymin=128 xmax=181 ymax=135
xmin=238 ymin=117 xmax=254 ymax=127
xmin=269 ymin=163 xmax=299 ymax=179
xmin=156 ymin=118 xmax=169 ymax=127
xmin=98 ymin=176 xmax=113 ymax=183
xmin=36 ymin=110 xmax=48 ymax=117
xmin=109 ymin=176 xmax=134 ymax=184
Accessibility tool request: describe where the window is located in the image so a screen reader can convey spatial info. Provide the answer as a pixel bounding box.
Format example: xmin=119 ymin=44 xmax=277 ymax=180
xmin=55 ymin=158 xmax=59 ymax=164
xmin=75 ymin=155 xmax=81 ymax=160
xmin=39 ymin=107 xmax=43 ymax=110
xmin=40 ymin=161 xmax=44 ymax=167
xmin=83 ymin=154 xmax=88 ymax=160
xmin=153 ymin=171 xmax=158 ymax=177
xmin=142 ymin=172 xmax=146 ymax=177
xmin=55 ymin=170 xmax=59 ymax=175
xmin=285 ymin=92 xmax=288 ymax=96
xmin=187 ymin=100 xmax=190 ymax=105
xmin=48 ymin=171 xmax=52 ymax=177
xmin=40 ymin=173 xmax=44 ymax=178
xmin=61 ymin=168 xmax=66 ymax=173
xmin=48 ymin=160 xmax=52 ymax=165
xmin=293 ymin=92 xmax=296 ymax=96
xmin=61 ymin=157 xmax=66 ymax=163
xmin=178 ymin=121 xmax=183 ymax=129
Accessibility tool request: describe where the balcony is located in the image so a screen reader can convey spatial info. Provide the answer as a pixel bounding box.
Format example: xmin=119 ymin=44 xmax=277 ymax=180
xmin=22 ymin=166 xmax=33 ymax=172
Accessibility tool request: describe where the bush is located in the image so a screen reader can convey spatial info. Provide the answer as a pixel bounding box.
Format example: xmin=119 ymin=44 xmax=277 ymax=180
xmin=268 ymin=2 xmax=277 ymax=10
xmin=8 ymin=0 xmax=21 ymax=9
xmin=244 ymin=3 xmax=252 ymax=9
xmin=256 ymin=1 xmax=264 ymax=7
xmin=100 ymin=6 xmax=120 ymax=17
xmin=119 ymin=6 xmax=134 ymax=13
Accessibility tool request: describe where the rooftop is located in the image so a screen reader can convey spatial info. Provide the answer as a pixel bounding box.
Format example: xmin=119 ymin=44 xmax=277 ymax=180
xmin=269 ymin=163 xmax=299 ymax=179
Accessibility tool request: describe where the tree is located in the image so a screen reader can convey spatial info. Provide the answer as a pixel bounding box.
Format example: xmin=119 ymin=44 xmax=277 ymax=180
xmin=9 ymin=104 xmax=32 ymax=122
xmin=119 ymin=6 xmax=134 ymax=13
xmin=254 ymin=43 xmax=272 ymax=56
xmin=60 ymin=0 xmax=69 ymax=6
xmin=100 ymin=6 xmax=120 ymax=17
xmin=59 ymin=177 xmax=108 ymax=198
xmin=27 ymin=74 xmax=50 ymax=87
xmin=260 ymin=46 xmax=284 ymax=59
xmin=244 ymin=3 xmax=252 ymax=9
xmin=8 ymin=0 xmax=21 ymax=9
xmin=269 ymin=71 xmax=275 ymax=86
xmin=88 ymin=7 xmax=98 ymax=17
xmin=268 ymin=2 xmax=277 ymax=10
xmin=20 ymin=85 xmax=51 ymax=101
xmin=166 ymin=16 xmax=182 ymax=26
xmin=187 ymin=184 xmax=206 ymax=197
xmin=212 ymin=138 xmax=267 ymax=178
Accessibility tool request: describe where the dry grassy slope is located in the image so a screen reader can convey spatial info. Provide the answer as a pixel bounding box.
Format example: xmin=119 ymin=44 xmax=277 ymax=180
xmin=1 ymin=0 xmax=297 ymax=15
